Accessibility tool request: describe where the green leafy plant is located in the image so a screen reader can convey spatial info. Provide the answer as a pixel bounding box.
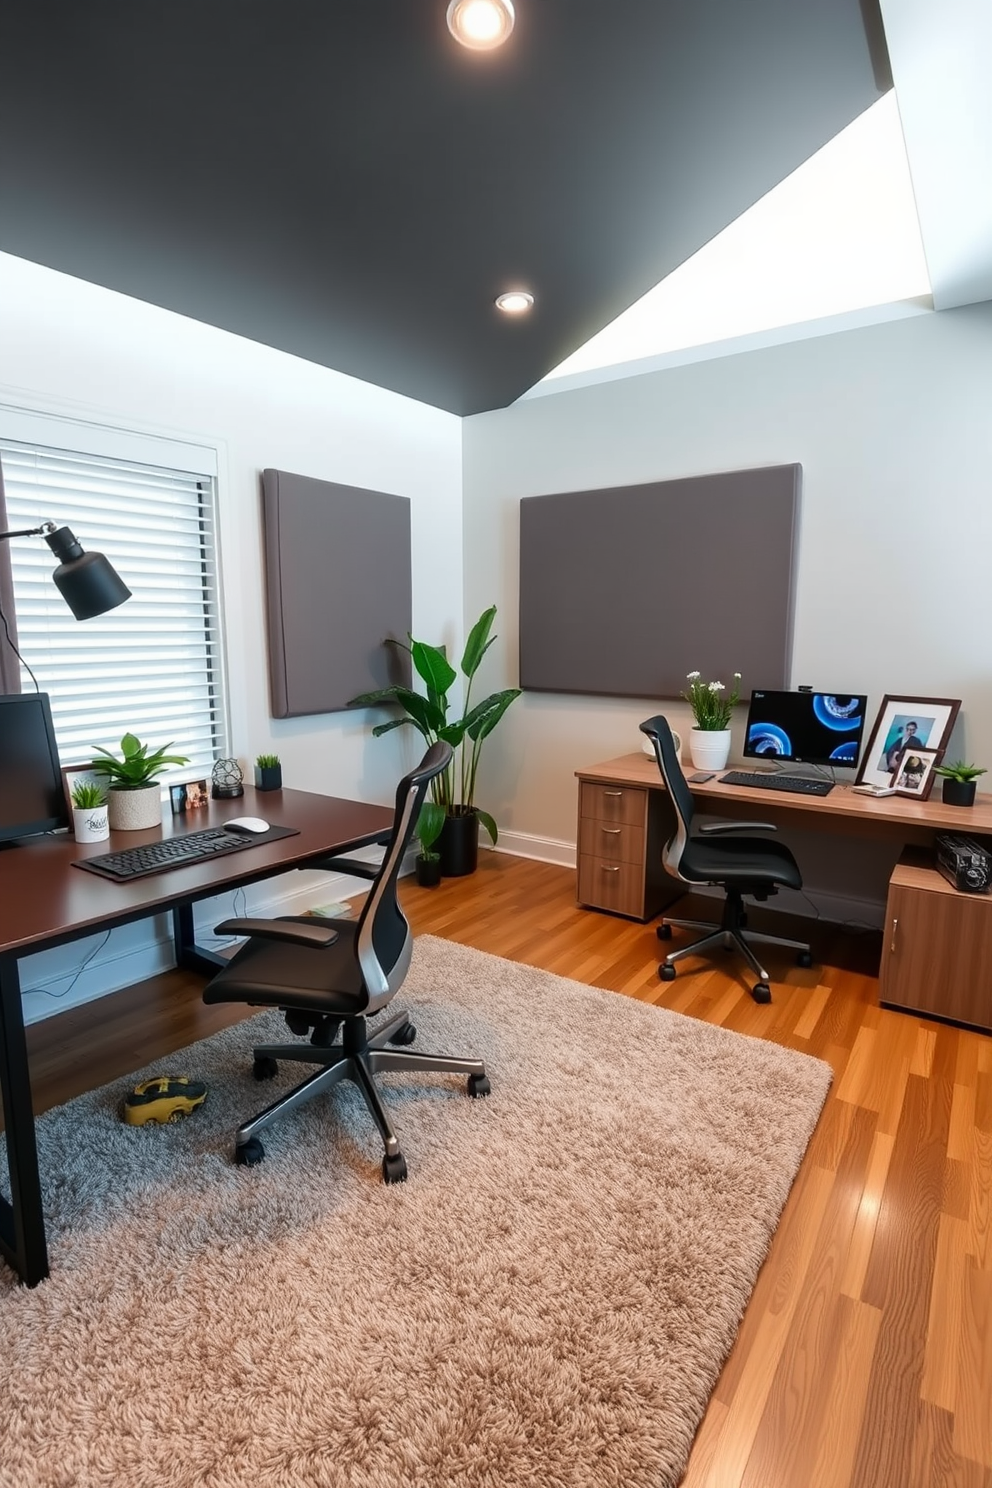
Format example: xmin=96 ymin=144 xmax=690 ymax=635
xmin=681 ymin=670 xmax=742 ymax=730
xmin=415 ymin=800 xmax=446 ymax=863
xmin=934 ymin=760 xmax=986 ymax=783
xmin=70 ymin=780 xmax=106 ymax=809
xmin=89 ymin=732 xmax=190 ymax=790
xmin=349 ymin=605 xmax=521 ymax=846
xmin=255 ymin=753 xmax=281 ymax=769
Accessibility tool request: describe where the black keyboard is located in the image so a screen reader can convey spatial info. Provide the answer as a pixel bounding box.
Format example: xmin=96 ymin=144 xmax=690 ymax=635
xmin=719 ymin=770 xmax=834 ymax=797
xmin=75 ymin=826 xmax=258 ymax=881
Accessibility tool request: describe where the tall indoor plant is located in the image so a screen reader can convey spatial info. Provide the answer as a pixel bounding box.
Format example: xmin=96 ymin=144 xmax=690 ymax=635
xmin=350 ymin=606 xmax=520 ymax=876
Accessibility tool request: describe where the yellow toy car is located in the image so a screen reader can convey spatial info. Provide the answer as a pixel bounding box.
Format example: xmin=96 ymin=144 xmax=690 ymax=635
xmin=123 ymin=1075 xmax=207 ymax=1126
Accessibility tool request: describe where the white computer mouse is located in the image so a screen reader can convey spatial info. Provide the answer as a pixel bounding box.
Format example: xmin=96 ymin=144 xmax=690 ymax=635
xmin=223 ymin=816 xmax=271 ymax=834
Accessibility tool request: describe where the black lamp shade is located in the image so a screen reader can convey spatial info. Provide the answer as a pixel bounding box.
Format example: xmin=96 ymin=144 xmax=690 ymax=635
xmin=45 ymin=526 xmax=131 ymax=620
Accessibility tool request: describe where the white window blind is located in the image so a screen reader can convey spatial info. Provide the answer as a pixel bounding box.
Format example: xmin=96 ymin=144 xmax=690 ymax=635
xmin=1 ymin=438 xmax=227 ymax=777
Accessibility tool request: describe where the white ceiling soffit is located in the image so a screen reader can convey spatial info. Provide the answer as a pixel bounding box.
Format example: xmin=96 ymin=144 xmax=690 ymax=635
xmin=880 ymin=0 xmax=992 ymax=310
xmin=531 ymin=91 xmax=931 ymax=396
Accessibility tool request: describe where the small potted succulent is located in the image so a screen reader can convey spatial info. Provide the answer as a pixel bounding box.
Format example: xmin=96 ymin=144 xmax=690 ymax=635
xmin=89 ymin=732 xmax=190 ymax=831
xmin=70 ymin=779 xmax=109 ymax=843
xmin=414 ymin=800 xmax=445 ymax=888
xmin=934 ymin=760 xmax=986 ymax=808
xmin=254 ymin=753 xmax=283 ymax=791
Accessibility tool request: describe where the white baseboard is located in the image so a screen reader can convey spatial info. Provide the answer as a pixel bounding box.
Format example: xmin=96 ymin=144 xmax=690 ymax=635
xmin=495 ymin=830 xmax=577 ymax=868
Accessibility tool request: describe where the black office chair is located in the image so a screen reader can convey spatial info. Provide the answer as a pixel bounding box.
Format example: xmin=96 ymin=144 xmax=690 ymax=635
xmin=203 ymin=741 xmax=490 ymax=1181
xmin=639 ymin=715 xmax=812 ymax=1003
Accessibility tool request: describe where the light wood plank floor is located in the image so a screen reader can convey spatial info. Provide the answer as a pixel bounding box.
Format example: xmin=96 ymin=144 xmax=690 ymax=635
xmin=21 ymin=853 xmax=992 ymax=1488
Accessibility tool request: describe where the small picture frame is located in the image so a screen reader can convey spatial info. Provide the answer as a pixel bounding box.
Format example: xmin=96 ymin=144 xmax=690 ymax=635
xmin=61 ymin=764 xmax=105 ymax=814
xmin=856 ymin=696 xmax=960 ymax=791
xmin=892 ymin=747 xmax=940 ymax=800
xmin=169 ymin=778 xmax=209 ymax=814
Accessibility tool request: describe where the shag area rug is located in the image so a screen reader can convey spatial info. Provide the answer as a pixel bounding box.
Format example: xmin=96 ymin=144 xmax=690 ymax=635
xmin=1 ymin=936 xmax=831 ymax=1488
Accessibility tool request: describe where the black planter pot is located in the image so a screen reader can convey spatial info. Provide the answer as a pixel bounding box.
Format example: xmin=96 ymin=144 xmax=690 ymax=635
xmin=941 ymin=777 xmax=977 ymax=807
xmin=438 ymin=808 xmax=479 ymax=877
xmin=414 ymin=854 xmax=442 ymax=888
xmin=254 ymin=765 xmax=283 ymax=792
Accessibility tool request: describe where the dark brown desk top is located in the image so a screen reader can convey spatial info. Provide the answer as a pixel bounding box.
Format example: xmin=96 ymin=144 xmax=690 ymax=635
xmin=577 ymin=752 xmax=992 ymax=836
xmin=0 ymin=786 xmax=393 ymax=958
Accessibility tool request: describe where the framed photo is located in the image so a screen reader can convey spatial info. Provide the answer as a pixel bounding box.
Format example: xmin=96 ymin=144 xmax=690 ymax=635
xmin=892 ymin=747 xmax=940 ymax=800
xmin=856 ymin=695 xmax=960 ymax=790
xmin=61 ymin=765 xmax=105 ymax=815
xmin=170 ymin=778 xmax=209 ymax=815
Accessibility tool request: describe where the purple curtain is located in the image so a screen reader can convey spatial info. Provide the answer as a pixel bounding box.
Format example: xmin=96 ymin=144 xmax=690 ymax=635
xmin=0 ymin=454 xmax=22 ymax=693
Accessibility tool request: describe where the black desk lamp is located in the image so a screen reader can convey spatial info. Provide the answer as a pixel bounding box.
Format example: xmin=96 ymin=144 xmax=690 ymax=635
xmin=0 ymin=521 xmax=131 ymax=619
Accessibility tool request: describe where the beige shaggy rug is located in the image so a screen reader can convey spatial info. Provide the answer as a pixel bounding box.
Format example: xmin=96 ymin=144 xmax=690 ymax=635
xmin=0 ymin=936 xmax=831 ymax=1488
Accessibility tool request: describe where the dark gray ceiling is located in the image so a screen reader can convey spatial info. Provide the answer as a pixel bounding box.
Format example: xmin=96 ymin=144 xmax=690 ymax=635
xmin=0 ymin=1 xmax=889 ymax=416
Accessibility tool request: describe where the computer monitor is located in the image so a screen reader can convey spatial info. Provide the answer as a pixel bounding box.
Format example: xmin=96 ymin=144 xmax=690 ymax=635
xmin=0 ymin=692 xmax=70 ymax=843
xmin=743 ymin=690 xmax=868 ymax=769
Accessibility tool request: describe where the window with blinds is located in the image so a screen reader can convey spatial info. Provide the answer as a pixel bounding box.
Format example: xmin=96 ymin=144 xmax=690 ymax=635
xmin=1 ymin=438 xmax=227 ymax=777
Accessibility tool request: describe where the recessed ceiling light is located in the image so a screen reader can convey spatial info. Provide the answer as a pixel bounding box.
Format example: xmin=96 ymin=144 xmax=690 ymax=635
xmin=447 ymin=0 xmax=515 ymax=51
xmin=495 ymin=290 xmax=534 ymax=314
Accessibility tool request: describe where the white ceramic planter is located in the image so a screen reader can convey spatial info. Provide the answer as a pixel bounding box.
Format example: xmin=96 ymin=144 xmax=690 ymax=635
xmin=107 ymin=784 xmax=163 ymax=832
xmin=72 ymin=803 xmax=110 ymax=843
xmin=688 ymin=728 xmax=732 ymax=771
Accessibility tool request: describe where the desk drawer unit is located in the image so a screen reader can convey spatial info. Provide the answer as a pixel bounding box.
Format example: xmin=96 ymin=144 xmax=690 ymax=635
xmin=576 ymin=780 xmax=678 ymax=920
xmin=878 ymin=854 xmax=992 ymax=1032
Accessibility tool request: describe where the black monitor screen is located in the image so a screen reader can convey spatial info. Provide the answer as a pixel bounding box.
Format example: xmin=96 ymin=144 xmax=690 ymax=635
xmin=0 ymin=692 xmax=70 ymax=843
xmin=743 ymin=690 xmax=868 ymax=769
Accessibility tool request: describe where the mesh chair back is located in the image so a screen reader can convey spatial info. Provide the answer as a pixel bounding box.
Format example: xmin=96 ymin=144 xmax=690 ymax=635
xmin=356 ymin=740 xmax=452 ymax=1011
xmin=639 ymin=715 xmax=694 ymax=881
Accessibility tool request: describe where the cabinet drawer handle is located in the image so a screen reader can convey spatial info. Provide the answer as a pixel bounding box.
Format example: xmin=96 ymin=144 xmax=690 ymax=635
xmin=890 ymin=917 xmax=898 ymax=953
xmin=602 ymin=864 xmax=620 ymax=874
xmin=601 ymin=827 xmax=622 ymax=835
xmin=603 ymin=789 xmax=623 ymax=797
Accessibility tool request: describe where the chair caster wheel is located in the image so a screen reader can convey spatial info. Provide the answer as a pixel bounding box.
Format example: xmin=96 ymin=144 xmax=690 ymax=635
xmin=797 ymin=950 xmax=813 ymax=968
xmin=659 ymin=964 xmax=677 ymax=982
xmin=382 ymin=1152 xmax=408 ymax=1184
xmin=389 ymin=1021 xmax=417 ymax=1046
xmin=253 ymin=1056 xmax=278 ymax=1080
xmin=235 ymin=1137 xmax=265 ymax=1166
xmin=656 ymin=923 xmax=673 ymax=940
xmin=467 ymin=1073 xmax=491 ymax=1098
xmin=751 ymin=982 xmax=772 ymax=1004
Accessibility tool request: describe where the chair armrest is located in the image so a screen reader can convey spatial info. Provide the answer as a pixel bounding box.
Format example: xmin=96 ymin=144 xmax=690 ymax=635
xmin=698 ymin=821 xmax=778 ymax=834
xmin=213 ymin=917 xmax=340 ymax=948
xmin=308 ymin=855 xmax=381 ymax=880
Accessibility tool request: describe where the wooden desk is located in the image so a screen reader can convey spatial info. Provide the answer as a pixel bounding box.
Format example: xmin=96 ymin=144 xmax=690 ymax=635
xmin=0 ymin=786 xmax=393 ymax=1286
xmin=576 ymin=754 xmax=992 ymax=1031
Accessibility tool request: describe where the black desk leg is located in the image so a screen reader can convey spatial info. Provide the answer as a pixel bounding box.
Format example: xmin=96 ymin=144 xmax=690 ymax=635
xmin=172 ymin=903 xmax=226 ymax=977
xmin=0 ymin=952 xmax=49 ymax=1286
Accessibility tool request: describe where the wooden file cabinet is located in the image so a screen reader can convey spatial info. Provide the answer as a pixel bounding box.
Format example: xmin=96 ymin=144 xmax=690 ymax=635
xmin=878 ymin=852 xmax=992 ymax=1032
xmin=576 ymin=780 xmax=679 ymax=921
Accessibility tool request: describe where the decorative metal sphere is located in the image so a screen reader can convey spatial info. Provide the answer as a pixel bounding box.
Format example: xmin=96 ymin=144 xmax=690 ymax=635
xmin=211 ymin=757 xmax=245 ymax=798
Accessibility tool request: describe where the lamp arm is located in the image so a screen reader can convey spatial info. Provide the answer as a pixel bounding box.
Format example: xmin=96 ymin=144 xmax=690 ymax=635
xmin=0 ymin=526 xmax=50 ymax=541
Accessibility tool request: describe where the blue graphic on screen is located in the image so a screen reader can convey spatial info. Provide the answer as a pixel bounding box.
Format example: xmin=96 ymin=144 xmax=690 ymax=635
xmin=743 ymin=691 xmax=867 ymax=769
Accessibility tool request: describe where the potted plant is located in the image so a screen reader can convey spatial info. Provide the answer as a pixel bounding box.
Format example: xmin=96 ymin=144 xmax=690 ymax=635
xmin=89 ymin=732 xmax=190 ymax=831
xmin=70 ymin=779 xmax=110 ymax=843
xmin=414 ymin=800 xmax=445 ymax=887
xmin=254 ymin=753 xmax=283 ymax=791
xmin=934 ymin=760 xmax=986 ymax=808
xmin=681 ymin=670 xmax=742 ymax=770
xmin=349 ymin=605 xmax=521 ymax=877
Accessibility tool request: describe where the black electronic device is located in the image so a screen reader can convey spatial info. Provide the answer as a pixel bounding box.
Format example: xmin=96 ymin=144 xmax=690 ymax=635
xmin=0 ymin=691 xmax=70 ymax=843
xmin=720 ymin=770 xmax=833 ymax=797
xmin=742 ymin=689 xmax=867 ymax=770
xmin=934 ymin=833 xmax=992 ymax=894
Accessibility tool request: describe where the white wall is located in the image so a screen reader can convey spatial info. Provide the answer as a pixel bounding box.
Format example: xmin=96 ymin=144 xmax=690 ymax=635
xmin=462 ymin=302 xmax=992 ymax=918
xmin=0 ymin=252 xmax=463 ymax=1019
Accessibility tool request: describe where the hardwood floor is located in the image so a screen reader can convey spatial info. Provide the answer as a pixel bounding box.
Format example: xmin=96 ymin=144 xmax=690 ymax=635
xmin=21 ymin=853 xmax=992 ymax=1488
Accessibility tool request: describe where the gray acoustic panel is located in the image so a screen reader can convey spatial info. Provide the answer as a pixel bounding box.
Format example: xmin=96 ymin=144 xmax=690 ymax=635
xmin=261 ymin=469 xmax=412 ymax=718
xmin=519 ymin=465 xmax=800 ymax=700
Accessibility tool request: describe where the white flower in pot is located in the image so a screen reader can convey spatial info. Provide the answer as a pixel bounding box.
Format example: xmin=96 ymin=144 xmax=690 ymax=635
xmin=89 ymin=732 xmax=190 ymax=832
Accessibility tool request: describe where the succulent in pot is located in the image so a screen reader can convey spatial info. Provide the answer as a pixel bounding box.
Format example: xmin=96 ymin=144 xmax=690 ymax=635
xmin=89 ymin=732 xmax=189 ymax=831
